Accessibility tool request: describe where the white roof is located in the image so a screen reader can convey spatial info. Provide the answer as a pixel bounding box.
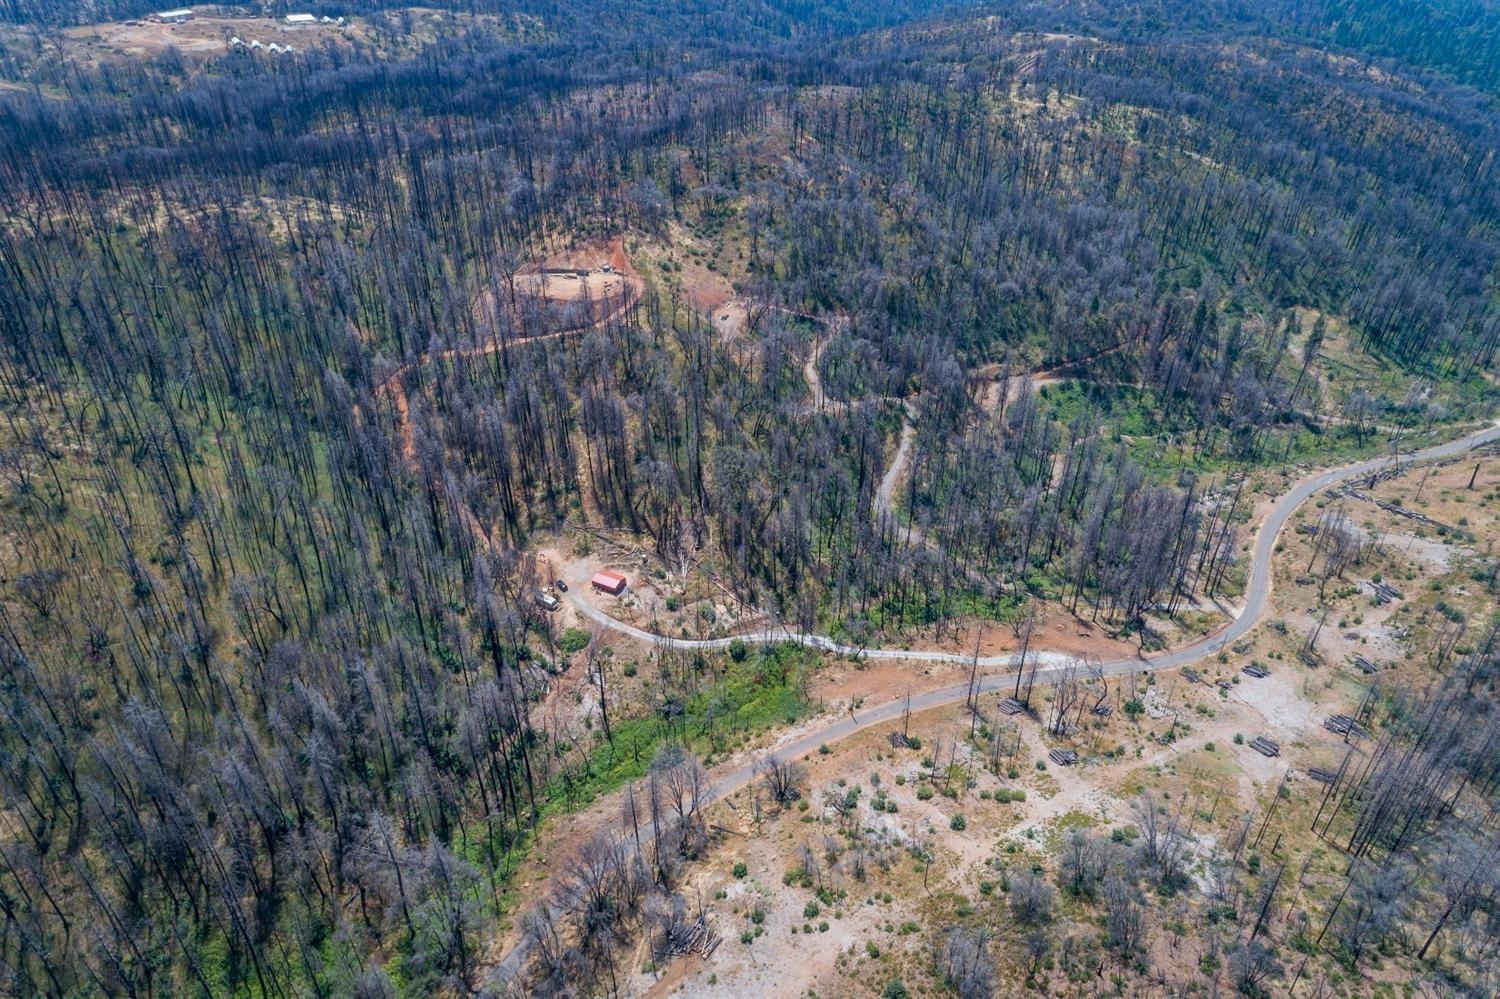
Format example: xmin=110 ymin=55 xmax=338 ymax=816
xmin=158 ymin=8 xmax=194 ymax=16
xmin=284 ymin=12 xmax=316 ymax=23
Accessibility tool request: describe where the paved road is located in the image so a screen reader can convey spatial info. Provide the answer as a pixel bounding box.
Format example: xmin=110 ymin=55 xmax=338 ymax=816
xmin=495 ymin=420 xmax=1497 ymax=986
xmin=566 ymin=418 xmax=1499 ymax=675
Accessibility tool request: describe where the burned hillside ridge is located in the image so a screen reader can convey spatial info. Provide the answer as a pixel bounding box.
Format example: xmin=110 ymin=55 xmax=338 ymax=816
xmin=0 ymin=0 xmax=1497 ymax=996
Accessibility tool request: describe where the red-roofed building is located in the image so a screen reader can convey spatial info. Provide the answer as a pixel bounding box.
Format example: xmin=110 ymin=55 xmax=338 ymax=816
xmin=590 ymin=570 xmax=627 ymax=595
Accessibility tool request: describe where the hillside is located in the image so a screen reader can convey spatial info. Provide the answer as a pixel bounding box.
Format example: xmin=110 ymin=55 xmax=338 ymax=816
xmin=0 ymin=1 xmax=1496 ymax=997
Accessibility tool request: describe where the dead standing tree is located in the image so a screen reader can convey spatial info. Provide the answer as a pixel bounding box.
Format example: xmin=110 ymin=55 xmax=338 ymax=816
xmin=755 ymin=753 xmax=805 ymax=808
xmin=1047 ymin=657 xmax=1085 ymax=736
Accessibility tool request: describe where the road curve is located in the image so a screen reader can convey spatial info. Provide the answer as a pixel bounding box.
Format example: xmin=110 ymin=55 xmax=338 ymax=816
xmin=495 ymin=422 xmax=1497 ymax=986
xmin=566 ymin=419 xmax=1500 ymax=674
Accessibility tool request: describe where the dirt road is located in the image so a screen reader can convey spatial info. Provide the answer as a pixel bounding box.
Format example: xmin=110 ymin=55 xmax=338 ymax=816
xmin=564 ymin=419 xmax=1499 ymax=672
xmin=488 ymin=420 xmax=1498 ymax=987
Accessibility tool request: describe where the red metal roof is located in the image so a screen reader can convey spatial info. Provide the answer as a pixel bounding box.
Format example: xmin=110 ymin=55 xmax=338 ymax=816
xmin=590 ymin=570 xmax=627 ymax=593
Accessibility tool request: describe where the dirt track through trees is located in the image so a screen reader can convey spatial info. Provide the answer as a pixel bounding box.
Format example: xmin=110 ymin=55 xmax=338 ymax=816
xmin=369 ymin=279 xmax=1500 ymax=987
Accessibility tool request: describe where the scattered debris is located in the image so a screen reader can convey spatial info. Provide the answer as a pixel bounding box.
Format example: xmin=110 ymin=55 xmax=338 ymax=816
xmin=1249 ymin=737 xmax=1281 ymax=757
xmin=997 ymin=697 xmax=1027 ymax=716
xmin=1242 ymin=663 xmax=1269 ymax=678
xmin=1331 ymin=486 xmax=1448 ymax=530
xmin=1048 ymin=748 xmax=1078 ymax=766
xmin=1352 ymin=655 xmax=1379 ymax=675
xmin=887 ymin=731 xmax=912 ymax=749
xmin=1091 ymin=703 xmax=1113 ymax=716
xmin=657 ymin=912 xmax=720 ymax=959
xmin=1297 ymin=649 xmax=1321 ymax=669
xmin=1367 ymin=580 xmax=1402 ymax=604
xmin=1306 ymin=767 xmax=1338 ymax=784
xmin=1182 ymin=668 xmax=1203 ymax=684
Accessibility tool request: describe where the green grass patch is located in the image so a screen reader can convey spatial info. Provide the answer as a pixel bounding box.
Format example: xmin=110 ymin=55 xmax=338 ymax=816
xmin=541 ymin=643 xmax=817 ymax=814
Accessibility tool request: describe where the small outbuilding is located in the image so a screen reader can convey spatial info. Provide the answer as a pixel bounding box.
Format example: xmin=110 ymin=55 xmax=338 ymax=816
xmin=156 ymin=8 xmax=195 ymax=23
xmin=590 ymin=570 xmax=627 ymax=596
xmin=284 ymin=12 xmax=316 ymax=24
xmin=533 ymin=591 xmax=560 ymax=612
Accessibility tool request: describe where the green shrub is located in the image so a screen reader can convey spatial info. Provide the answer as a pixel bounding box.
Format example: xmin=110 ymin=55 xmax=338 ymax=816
xmin=558 ymin=628 xmax=590 ymax=655
xmin=950 ymin=814 xmax=967 ymax=831
xmin=732 ymin=862 xmax=748 ymax=879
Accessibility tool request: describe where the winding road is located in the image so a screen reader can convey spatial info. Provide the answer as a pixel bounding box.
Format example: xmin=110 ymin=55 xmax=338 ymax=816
xmin=486 ymin=420 xmax=1497 ymax=986
xmin=373 ymin=269 xmax=1498 ymax=987
xmin=565 ymin=421 xmax=1500 ymax=675
xmin=373 ymin=268 xmax=1499 ymax=779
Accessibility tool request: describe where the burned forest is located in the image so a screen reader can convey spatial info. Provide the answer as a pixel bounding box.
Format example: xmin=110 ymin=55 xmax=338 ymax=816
xmin=0 ymin=0 xmax=1498 ymax=996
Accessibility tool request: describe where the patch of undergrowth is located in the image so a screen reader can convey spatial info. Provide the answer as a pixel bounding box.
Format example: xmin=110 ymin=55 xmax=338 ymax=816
xmin=541 ymin=642 xmax=817 ymax=813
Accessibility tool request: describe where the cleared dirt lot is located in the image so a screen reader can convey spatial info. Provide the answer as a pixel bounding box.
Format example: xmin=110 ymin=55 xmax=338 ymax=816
xmin=49 ymin=13 xmax=357 ymax=65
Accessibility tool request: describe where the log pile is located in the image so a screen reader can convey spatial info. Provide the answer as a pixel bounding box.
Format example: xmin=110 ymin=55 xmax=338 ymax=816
xmin=1333 ymin=487 xmax=1448 ymax=530
xmin=1249 ymin=736 xmax=1281 ymax=757
xmin=1325 ymin=714 xmax=1367 ymax=737
xmin=659 ymin=913 xmax=720 ymax=959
